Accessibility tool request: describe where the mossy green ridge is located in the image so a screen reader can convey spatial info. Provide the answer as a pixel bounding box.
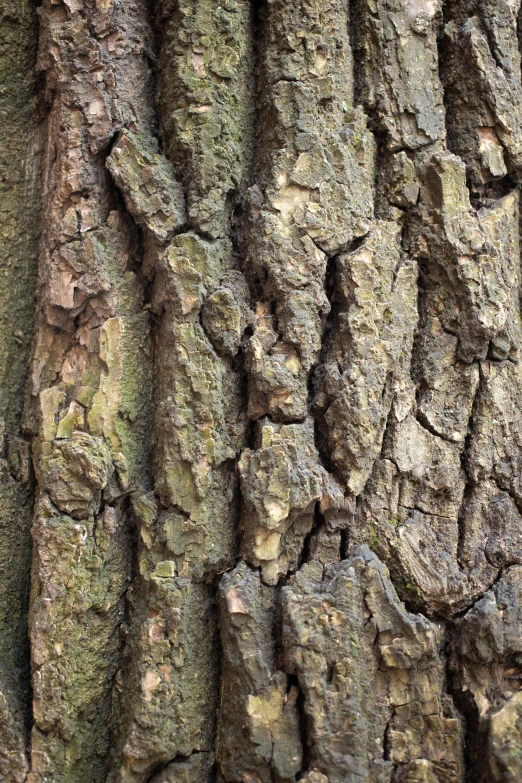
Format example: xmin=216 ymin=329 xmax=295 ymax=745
xmin=27 ymin=1 xmax=156 ymax=780
xmin=0 ymin=1 xmax=40 ymax=780
xmin=112 ymin=578 xmax=218 ymax=783
xmin=107 ymin=4 xmax=255 ymax=780
xmin=156 ymin=0 xmax=254 ymax=239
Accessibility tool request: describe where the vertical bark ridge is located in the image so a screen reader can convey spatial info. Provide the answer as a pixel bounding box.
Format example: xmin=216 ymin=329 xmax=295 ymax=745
xmin=235 ymin=0 xmax=373 ymax=582
xmin=27 ymin=1 xmax=156 ymax=780
xmin=442 ymin=0 xmax=522 ymax=191
xmin=344 ymin=0 xmax=522 ymax=621
xmin=0 ymin=1 xmax=41 ymax=781
xmin=436 ymin=3 xmax=522 ymax=778
xmin=241 ymin=0 xmax=375 ymax=425
xmin=217 ymin=2 xmax=463 ymax=782
xmin=104 ymin=2 xmax=255 ymax=780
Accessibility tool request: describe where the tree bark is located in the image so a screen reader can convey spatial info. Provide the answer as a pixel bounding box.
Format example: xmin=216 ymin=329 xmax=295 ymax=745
xmin=2 ymin=0 xmax=522 ymax=781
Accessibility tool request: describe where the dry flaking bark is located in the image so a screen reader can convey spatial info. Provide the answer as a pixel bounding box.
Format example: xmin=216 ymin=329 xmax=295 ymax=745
xmin=242 ymin=0 xmax=375 ymax=422
xmin=442 ymin=0 xmax=522 ymax=187
xmin=104 ymin=2 xmax=255 ymax=780
xmin=283 ymin=549 xmax=463 ymax=782
xmin=3 ymin=0 xmax=522 ymax=781
xmin=26 ymin=0 xmax=155 ymax=780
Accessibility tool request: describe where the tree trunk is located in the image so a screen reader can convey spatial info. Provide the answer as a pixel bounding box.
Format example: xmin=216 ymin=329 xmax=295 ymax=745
xmin=2 ymin=0 xmax=522 ymax=781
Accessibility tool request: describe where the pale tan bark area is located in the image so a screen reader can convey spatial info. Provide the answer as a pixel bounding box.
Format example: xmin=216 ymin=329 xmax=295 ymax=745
xmin=2 ymin=1 xmax=522 ymax=782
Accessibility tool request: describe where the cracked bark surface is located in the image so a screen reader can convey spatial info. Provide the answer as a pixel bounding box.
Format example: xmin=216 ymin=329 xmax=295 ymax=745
xmin=3 ymin=0 xmax=522 ymax=781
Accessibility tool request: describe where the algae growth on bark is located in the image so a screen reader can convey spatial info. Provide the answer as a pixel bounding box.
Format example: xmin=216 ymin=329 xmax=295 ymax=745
xmin=3 ymin=0 xmax=522 ymax=781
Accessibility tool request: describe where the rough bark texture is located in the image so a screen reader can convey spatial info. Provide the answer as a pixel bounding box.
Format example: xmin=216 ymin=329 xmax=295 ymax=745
xmin=0 ymin=1 xmax=41 ymax=780
xmin=3 ymin=0 xmax=522 ymax=781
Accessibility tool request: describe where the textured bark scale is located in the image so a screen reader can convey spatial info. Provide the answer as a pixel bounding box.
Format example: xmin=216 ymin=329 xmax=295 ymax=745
xmin=2 ymin=0 xmax=522 ymax=781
